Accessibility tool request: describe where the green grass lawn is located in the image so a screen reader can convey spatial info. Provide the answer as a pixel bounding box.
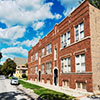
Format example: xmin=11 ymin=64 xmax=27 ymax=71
xmin=22 ymin=78 xmax=28 ymax=80
xmin=19 ymin=80 xmax=75 ymax=100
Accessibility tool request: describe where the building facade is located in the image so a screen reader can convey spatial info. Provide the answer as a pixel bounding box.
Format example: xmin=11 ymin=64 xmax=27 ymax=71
xmin=16 ymin=64 xmax=28 ymax=78
xmin=14 ymin=57 xmax=28 ymax=78
xmin=28 ymin=0 xmax=100 ymax=93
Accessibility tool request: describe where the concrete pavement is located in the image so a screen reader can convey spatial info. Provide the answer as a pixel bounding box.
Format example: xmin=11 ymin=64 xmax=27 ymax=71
xmin=0 ymin=77 xmax=33 ymax=100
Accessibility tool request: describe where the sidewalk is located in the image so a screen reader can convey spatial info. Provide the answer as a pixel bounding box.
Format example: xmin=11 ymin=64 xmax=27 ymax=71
xmin=22 ymin=79 xmax=94 ymax=100
xmin=17 ymin=84 xmax=44 ymax=100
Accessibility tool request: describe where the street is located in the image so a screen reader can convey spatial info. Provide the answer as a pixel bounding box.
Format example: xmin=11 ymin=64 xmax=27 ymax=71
xmin=0 ymin=77 xmax=33 ymax=100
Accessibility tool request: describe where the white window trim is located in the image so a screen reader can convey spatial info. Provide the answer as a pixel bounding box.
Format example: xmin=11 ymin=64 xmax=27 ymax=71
xmin=35 ymin=52 xmax=38 ymax=61
xmin=46 ymin=62 xmax=51 ymax=74
xmin=31 ymin=55 xmax=33 ymax=62
xmin=61 ymin=31 xmax=70 ymax=49
xmin=75 ymin=54 xmax=85 ymax=73
xmin=42 ymin=64 xmax=44 ymax=74
xmin=42 ymin=48 xmax=45 ymax=57
xmin=76 ymin=82 xmax=87 ymax=91
xmin=54 ymin=48 xmax=57 ymax=61
xmin=75 ymin=22 xmax=84 ymax=41
xmin=46 ymin=44 xmax=52 ymax=55
xmin=61 ymin=57 xmax=71 ymax=73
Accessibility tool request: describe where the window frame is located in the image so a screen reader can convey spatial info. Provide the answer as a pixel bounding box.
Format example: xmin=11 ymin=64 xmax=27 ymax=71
xmin=46 ymin=62 xmax=51 ymax=74
xmin=35 ymin=52 xmax=38 ymax=61
xmin=35 ymin=66 xmax=38 ymax=74
xmin=61 ymin=57 xmax=71 ymax=73
xmin=75 ymin=54 xmax=85 ymax=73
xmin=46 ymin=44 xmax=52 ymax=55
xmin=75 ymin=22 xmax=84 ymax=41
xmin=42 ymin=64 xmax=44 ymax=74
xmin=42 ymin=48 xmax=45 ymax=57
xmin=54 ymin=48 xmax=57 ymax=61
xmin=61 ymin=31 xmax=70 ymax=49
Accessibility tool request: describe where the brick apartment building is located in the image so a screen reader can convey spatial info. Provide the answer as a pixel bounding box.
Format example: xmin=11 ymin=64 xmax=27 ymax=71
xmin=28 ymin=0 xmax=100 ymax=93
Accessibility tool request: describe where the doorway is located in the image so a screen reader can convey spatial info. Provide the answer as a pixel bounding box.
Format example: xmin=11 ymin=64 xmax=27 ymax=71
xmin=38 ymin=71 xmax=41 ymax=82
xmin=54 ymin=69 xmax=58 ymax=86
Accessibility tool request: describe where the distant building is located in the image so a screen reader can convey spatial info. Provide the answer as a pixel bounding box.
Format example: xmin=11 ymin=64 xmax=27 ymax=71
xmin=28 ymin=0 xmax=100 ymax=94
xmin=14 ymin=57 xmax=28 ymax=78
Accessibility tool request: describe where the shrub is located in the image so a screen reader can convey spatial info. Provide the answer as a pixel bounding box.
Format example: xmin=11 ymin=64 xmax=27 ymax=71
xmin=22 ymin=74 xmax=27 ymax=78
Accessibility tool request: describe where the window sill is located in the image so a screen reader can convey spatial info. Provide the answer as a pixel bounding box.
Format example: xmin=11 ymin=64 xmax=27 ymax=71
xmin=60 ymin=36 xmax=90 ymax=51
xmin=45 ymin=53 xmax=52 ymax=57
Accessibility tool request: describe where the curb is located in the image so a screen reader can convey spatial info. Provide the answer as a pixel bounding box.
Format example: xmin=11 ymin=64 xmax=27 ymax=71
xmin=17 ymin=85 xmax=43 ymax=100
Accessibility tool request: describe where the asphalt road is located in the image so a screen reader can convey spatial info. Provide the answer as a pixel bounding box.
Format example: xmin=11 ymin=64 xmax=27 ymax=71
xmin=0 ymin=76 xmax=33 ymax=100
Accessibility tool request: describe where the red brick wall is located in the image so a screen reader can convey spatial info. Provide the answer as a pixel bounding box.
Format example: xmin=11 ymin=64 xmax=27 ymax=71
xmin=28 ymin=0 xmax=93 ymax=92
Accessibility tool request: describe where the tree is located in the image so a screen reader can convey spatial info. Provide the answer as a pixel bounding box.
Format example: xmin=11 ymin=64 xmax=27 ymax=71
xmin=25 ymin=63 xmax=28 ymax=68
xmin=0 ymin=52 xmax=2 ymax=60
xmin=0 ymin=65 xmax=3 ymax=75
xmin=79 ymin=0 xmax=100 ymax=9
xmin=1 ymin=58 xmax=17 ymax=76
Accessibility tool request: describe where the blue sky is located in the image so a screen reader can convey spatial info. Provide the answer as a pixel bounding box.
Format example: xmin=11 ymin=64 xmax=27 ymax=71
xmin=0 ymin=0 xmax=79 ymax=64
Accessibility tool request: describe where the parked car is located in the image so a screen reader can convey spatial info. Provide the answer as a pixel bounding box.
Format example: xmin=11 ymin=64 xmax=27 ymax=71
xmin=10 ymin=77 xmax=18 ymax=85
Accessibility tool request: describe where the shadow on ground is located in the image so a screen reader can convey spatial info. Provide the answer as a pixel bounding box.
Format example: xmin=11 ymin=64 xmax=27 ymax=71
xmin=0 ymin=91 xmax=44 ymax=100
xmin=0 ymin=91 xmax=34 ymax=100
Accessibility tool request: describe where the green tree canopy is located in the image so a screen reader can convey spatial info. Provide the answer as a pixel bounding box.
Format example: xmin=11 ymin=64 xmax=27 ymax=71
xmin=79 ymin=0 xmax=100 ymax=9
xmin=25 ymin=63 xmax=28 ymax=68
xmin=0 ymin=65 xmax=3 ymax=75
xmin=1 ymin=58 xmax=17 ymax=76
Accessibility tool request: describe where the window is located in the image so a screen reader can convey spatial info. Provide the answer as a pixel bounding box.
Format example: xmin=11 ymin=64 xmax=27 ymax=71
xmin=61 ymin=31 xmax=70 ymax=48
xmin=35 ymin=52 xmax=38 ymax=60
xmin=22 ymin=70 xmax=26 ymax=74
xmin=31 ymin=55 xmax=33 ymax=62
xmin=39 ymin=57 xmax=41 ymax=65
xmin=30 ymin=67 xmax=32 ymax=74
xmin=75 ymin=54 xmax=85 ymax=72
xmin=62 ymin=80 xmax=69 ymax=88
xmin=54 ymin=48 xmax=57 ymax=60
xmin=42 ymin=64 xmax=44 ymax=74
xmin=42 ymin=48 xmax=45 ymax=57
xmin=46 ymin=62 xmax=51 ymax=74
xmin=75 ymin=22 xmax=84 ymax=41
xmin=61 ymin=57 xmax=71 ymax=73
xmin=76 ymin=82 xmax=86 ymax=90
xmin=35 ymin=66 xmax=38 ymax=74
xmin=22 ymin=66 xmax=25 ymax=68
xmin=47 ymin=44 xmax=52 ymax=55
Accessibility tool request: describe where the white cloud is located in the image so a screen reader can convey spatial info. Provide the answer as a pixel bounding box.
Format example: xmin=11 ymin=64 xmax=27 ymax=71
xmin=33 ymin=21 xmax=44 ymax=30
xmin=1 ymin=47 xmax=28 ymax=57
xmin=57 ymin=0 xmax=79 ymax=9
xmin=0 ymin=26 xmax=25 ymax=40
xmin=57 ymin=0 xmax=79 ymax=16
xmin=63 ymin=7 xmax=75 ymax=16
xmin=0 ymin=46 xmax=28 ymax=64
xmin=21 ymin=37 xmax=40 ymax=47
xmin=40 ymin=32 xmax=43 ymax=36
xmin=0 ymin=0 xmax=61 ymax=27
xmin=55 ymin=14 xmax=62 ymax=19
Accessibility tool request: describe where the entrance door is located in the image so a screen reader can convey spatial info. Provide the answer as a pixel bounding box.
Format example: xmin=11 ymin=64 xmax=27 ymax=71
xmin=54 ymin=69 xmax=58 ymax=86
xmin=39 ymin=71 xmax=41 ymax=82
